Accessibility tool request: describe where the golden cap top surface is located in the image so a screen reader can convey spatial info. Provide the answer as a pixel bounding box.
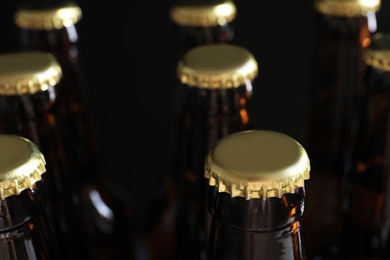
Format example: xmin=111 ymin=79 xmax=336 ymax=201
xmin=314 ymin=0 xmax=381 ymax=17
xmin=170 ymin=0 xmax=236 ymax=27
xmin=178 ymin=43 xmax=258 ymax=89
xmin=0 ymin=135 xmax=46 ymax=200
xmin=0 ymin=51 xmax=62 ymax=96
xmin=205 ymin=130 xmax=310 ymax=200
xmin=14 ymin=1 xmax=82 ymax=30
xmin=364 ymin=33 xmax=390 ymax=72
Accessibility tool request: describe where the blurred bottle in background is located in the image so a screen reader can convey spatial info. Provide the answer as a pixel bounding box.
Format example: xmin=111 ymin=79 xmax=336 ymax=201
xmin=299 ymin=0 xmax=381 ymax=258
xmin=169 ymin=0 xmax=236 ymax=59
xmin=147 ymin=43 xmax=258 ymax=260
xmin=13 ymin=2 xmax=137 ymax=259
xmin=338 ymin=32 xmax=390 ymax=259
xmin=0 ymin=134 xmax=63 ymax=260
xmin=205 ymin=130 xmax=310 ymax=260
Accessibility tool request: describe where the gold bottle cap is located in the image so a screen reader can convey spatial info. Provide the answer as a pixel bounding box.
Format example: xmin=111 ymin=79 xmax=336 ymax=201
xmin=0 ymin=51 xmax=62 ymax=96
xmin=314 ymin=0 xmax=381 ymax=17
xmin=0 ymin=135 xmax=46 ymax=200
xmin=177 ymin=43 xmax=258 ymax=89
xmin=170 ymin=0 xmax=236 ymax=27
xmin=364 ymin=33 xmax=390 ymax=72
xmin=205 ymin=130 xmax=311 ymax=200
xmin=14 ymin=1 xmax=82 ymax=30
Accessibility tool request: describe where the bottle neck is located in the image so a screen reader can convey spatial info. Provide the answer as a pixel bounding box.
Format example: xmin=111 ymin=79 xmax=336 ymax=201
xmin=208 ymin=187 xmax=306 ymax=230
xmin=0 ymin=178 xmax=48 ymax=232
xmin=207 ymin=187 xmax=307 ymax=259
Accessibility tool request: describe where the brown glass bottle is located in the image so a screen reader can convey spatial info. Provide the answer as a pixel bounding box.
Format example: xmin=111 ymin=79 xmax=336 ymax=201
xmin=169 ymin=0 xmax=236 ymax=59
xmin=148 ymin=43 xmax=258 ymax=260
xmin=336 ymin=32 xmax=390 ymax=259
xmin=299 ymin=0 xmax=381 ymax=258
xmin=13 ymin=3 xmax=136 ymax=259
xmin=205 ymin=130 xmax=310 ymax=260
xmin=0 ymin=50 xmax=89 ymax=259
xmin=0 ymin=134 xmax=62 ymax=260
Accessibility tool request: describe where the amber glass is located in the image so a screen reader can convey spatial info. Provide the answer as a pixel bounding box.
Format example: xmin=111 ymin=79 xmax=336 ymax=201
xmin=207 ymin=188 xmax=307 ymax=260
xmin=168 ymin=83 xmax=253 ymax=260
xmin=338 ymin=52 xmax=390 ymax=258
xmin=0 ymin=175 xmax=62 ymax=260
xmin=14 ymin=2 xmax=136 ymax=259
xmin=0 ymin=86 xmax=88 ymax=259
xmin=147 ymin=82 xmax=254 ymax=259
xmin=299 ymin=10 xmax=376 ymax=258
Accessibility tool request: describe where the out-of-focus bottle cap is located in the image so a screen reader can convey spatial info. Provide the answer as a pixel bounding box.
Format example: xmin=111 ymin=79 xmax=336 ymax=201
xmin=14 ymin=1 xmax=82 ymax=30
xmin=364 ymin=33 xmax=390 ymax=72
xmin=170 ymin=0 xmax=236 ymax=27
xmin=0 ymin=51 xmax=62 ymax=96
xmin=205 ymin=130 xmax=310 ymax=200
xmin=314 ymin=0 xmax=381 ymax=17
xmin=177 ymin=43 xmax=258 ymax=89
xmin=0 ymin=135 xmax=46 ymax=200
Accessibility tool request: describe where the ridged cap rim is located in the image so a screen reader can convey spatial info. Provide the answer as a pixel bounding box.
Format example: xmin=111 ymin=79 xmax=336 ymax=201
xmin=314 ymin=0 xmax=381 ymax=17
xmin=204 ymin=130 xmax=310 ymax=200
xmin=364 ymin=32 xmax=390 ymax=71
xmin=14 ymin=1 xmax=82 ymax=30
xmin=0 ymin=135 xmax=46 ymax=200
xmin=170 ymin=0 xmax=236 ymax=27
xmin=178 ymin=43 xmax=258 ymax=89
xmin=0 ymin=51 xmax=62 ymax=96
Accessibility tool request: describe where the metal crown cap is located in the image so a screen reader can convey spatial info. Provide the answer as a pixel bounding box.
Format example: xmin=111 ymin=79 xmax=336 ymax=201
xmin=364 ymin=33 xmax=390 ymax=72
xmin=0 ymin=51 xmax=62 ymax=96
xmin=14 ymin=1 xmax=82 ymax=30
xmin=205 ymin=130 xmax=311 ymax=200
xmin=177 ymin=43 xmax=258 ymax=89
xmin=0 ymin=135 xmax=46 ymax=200
xmin=170 ymin=0 xmax=236 ymax=27
xmin=314 ymin=0 xmax=381 ymax=17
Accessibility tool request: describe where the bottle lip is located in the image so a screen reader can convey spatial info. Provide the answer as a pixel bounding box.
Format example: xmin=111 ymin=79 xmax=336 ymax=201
xmin=0 ymin=51 xmax=62 ymax=96
xmin=169 ymin=0 xmax=236 ymax=27
xmin=0 ymin=135 xmax=46 ymax=200
xmin=14 ymin=1 xmax=82 ymax=30
xmin=204 ymin=130 xmax=310 ymax=200
xmin=364 ymin=32 xmax=390 ymax=72
xmin=314 ymin=0 xmax=381 ymax=17
xmin=177 ymin=43 xmax=258 ymax=89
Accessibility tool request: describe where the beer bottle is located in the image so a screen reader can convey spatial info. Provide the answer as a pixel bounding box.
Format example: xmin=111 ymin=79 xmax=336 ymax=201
xmin=0 ymin=50 xmax=88 ymax=259
xmin=338 ymin=32 xmax=390 ymax=259
xmin=0 ymin=134 xmax=62 ymax=260
xmin=148 ymin=43 xmax=258 ymax=260
xmin=299 ymin=0 xmax=381 ymax=258
xmin=205 ymin=130 xmax=310 ymax=260
xmin=13 ymin=3 xmax=136 ymax=259
xmin=169 ymin=0 xmax=236 ymax=59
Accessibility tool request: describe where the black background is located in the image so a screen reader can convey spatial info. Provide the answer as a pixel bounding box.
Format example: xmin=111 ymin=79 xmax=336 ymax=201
xmin=1 ymin=0 xmax=390 ymax=227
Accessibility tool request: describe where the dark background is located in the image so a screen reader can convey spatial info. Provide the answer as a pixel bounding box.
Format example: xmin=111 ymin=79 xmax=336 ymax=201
xmin=1 ymin=0 xmax=390 ymax=226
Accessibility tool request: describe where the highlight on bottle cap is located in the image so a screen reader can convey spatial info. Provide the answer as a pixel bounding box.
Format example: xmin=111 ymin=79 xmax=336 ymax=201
xmin=314 ymin=0 xmax=381 ymax=17
xmin=204 ymin=130 xmax=310 ymax=200
xmin=14 ymin=1 xmax=82 ymax=30
xmin=177 ymin=43 xmax=258 ymax=89
xmin=170 ymin=0 xmax=236 ymax=27
xmin=0 ymin=135 xmax=46 ymax=200
xmin=0 ymin=51 xmax=62 ymax=96
xmin=364 ymin=33 xmax=390 ymax=72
